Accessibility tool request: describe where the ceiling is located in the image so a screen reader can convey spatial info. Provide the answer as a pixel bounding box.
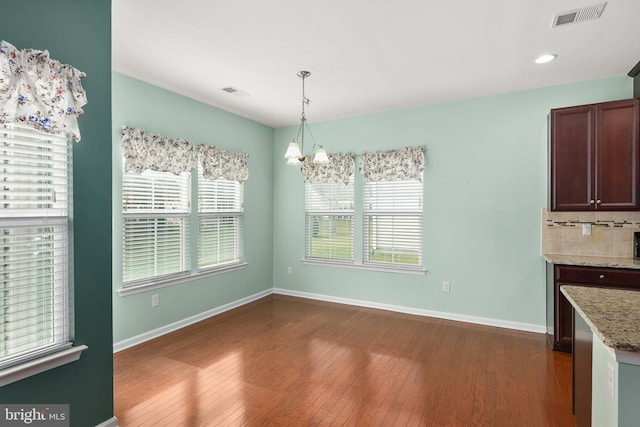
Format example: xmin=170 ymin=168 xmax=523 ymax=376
xmin=112 ymin=0 xmax=640 ymax=128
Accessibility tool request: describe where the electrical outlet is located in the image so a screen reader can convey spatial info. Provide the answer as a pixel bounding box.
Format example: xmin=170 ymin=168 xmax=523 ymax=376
xmin=287 ymin=266 xmax=293 ymax=275
xmin=443 ymin=281 xmax=451 ymax=293
xmin=152 ymin=294 xmax=160 ymax=307
xmin=582 ymin=223 xmax=592 ymax=235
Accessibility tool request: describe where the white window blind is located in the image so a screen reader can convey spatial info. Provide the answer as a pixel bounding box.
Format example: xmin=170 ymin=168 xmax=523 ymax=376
xmin=197 ymin=166 xmax=243 ymax=270
xmin=122 ymin=169 xmax=191 ymax=285
xmin=0 ymin=124 xmax=71 ymax=369
xmin=305 ymin=177 xmax=354 ymax=262
xmin=364 ymin=177 xmax=423 ymax=268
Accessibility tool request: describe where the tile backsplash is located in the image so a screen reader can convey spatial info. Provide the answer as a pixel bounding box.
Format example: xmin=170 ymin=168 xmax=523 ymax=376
xmin=542 ymin=208 xmax=640 ymax=258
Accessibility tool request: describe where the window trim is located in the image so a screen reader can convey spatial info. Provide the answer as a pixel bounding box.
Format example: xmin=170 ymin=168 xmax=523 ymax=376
xmin=0 ymin=123 xmax=87 ymax=386
xmin=363 ymin=175 xmax=424 ymax=271
xmin=0 ymin=344 xmax=87 ymax=387
xmin=117 ymin=261 xmax=247 ymax=297
xmin=302 ymin=258 xmax=426 ymax=275
xmin=121 ymin=169 xmax=192 ymax=286
xmin=196 ymin=170 xmax=244 ymax=271
xmin=304 ymin=177 xmax=355 ymax=264
xmin=119 ymin=165 xmax=247 ymax=297
xmin=301 ymin=160 xmax=425 ymax=274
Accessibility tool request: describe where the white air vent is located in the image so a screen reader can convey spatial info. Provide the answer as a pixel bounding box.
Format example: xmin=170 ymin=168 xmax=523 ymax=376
xmin=552 ymin=2 xmax=607 ymax=28
xmin=221 ymin=86 xmax=250 ymax=97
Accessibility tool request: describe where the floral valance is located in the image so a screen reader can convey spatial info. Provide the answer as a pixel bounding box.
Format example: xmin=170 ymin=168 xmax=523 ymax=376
xmin=121 ymin=126 xmax=197 ymax=175
xmin=301 ymin=153 xmax=355 ymax=185
xmin=359 ymin=147 xmax=424 ymax=182
xmin=0 ymin=40 xmax=87 ymax=142
xmin=199 ymin=145 xmax=249 ymax=183
xmin=120 ymin=126 xmax=249 ymax=182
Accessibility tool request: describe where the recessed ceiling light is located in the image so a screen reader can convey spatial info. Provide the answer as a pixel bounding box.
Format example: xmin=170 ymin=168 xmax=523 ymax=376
xmin=535 ymin=54 xmax=558 ymax=64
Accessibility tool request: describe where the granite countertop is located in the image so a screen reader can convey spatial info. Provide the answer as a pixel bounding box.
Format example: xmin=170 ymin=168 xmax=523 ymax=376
xmin=561 ymin=285 xmax=640 ymax=353
xmin=544 ymin=254 xmax=640 ymax=270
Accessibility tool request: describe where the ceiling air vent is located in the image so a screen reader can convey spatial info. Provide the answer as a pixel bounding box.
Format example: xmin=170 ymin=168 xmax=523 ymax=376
xmin=221 ymin=86 xmax=250 ymax=97
xmin=552 ymin=2 xmax=607 ymax=28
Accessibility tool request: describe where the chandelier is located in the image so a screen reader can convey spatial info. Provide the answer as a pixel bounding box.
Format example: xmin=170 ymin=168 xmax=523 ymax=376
xmin=283 ymin=71 xmax=329 ymax=165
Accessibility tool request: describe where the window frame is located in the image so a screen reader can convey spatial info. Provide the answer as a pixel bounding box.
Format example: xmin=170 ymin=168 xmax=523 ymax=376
xmin=0 ymin=123 xmax=86 ymax=387
xmin=302 ymin=164 xmax=426 ymax=275
xmin=118 ymin=154 xmax=247 ymax=297
xmin=304 ymin=177 xmax=355 ymax=265
xmin=197 ymin=165 xmax=244 ymax=272
xmin=363 ymin=175 xmax=424 ymax=271
xmin=121 ymin=169 xmax=192 ymax=288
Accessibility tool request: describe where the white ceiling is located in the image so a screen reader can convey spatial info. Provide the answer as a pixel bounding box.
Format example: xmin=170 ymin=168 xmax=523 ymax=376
xmin=112 ymin=0 xmax=640 ymax=128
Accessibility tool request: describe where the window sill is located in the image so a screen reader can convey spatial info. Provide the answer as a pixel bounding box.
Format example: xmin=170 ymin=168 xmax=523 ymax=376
xmin=302 ymin=259 xmax=426 ymax=275
xmin=0 ymin=345 xmax=88 ymax=387
xmin=118 ymin=262 xmax=248 ymax=297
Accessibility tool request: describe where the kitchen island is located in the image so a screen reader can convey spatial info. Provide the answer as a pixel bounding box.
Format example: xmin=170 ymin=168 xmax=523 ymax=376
xmin=561 ymin=285 xmax=640 ymax=427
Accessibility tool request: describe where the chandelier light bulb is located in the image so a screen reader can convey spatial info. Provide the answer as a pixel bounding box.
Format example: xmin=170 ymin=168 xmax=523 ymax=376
xmin=313 ymin=146 xmax=330 ymax=164
xmin=284 ymin=140 xmax=302 ymax=159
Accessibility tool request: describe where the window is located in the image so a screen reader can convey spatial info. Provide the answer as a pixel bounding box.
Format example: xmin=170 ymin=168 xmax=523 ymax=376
xmin=121 ymin=160 xmax=246 ymax=288
xmin=364 ymin=175 xmax=423 ymax=269
xmin=0 ymin=124 xmax=72 ymax=368
xmin=122 ymin=169 xmax=191 ymax=286
xmin=305 ymin=177 xmax=354 ymax=262
xmin=198 ymin=165 xmax=243 ymax=270
xmin=119 ymin=127 xmax=249 ymax=292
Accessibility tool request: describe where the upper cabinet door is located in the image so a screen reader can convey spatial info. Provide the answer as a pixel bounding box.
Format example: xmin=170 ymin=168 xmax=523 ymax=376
xmin=550 ymin=105 xmax=596 ymax=211
xmin=550 ymin=98 xmax=640 ymax=211
xmin=596 ymin=99 xmax=640 ymax=210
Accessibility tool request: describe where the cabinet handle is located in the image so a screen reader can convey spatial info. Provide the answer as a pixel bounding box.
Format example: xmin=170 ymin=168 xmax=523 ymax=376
xmin=599 ymin=274 xmax=605 ymax=279
xmin=590 ymin=199 xmax=595 ymax=205
xmin=596 ymin=199 xmax=602 ymax=205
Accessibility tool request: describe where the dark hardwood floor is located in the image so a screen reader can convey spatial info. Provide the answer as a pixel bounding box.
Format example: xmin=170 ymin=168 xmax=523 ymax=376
xmin=114 ymin=294 xmax=574 ymax=426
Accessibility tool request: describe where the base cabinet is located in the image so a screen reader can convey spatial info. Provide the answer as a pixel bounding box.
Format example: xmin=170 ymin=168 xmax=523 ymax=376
xmin=546 ymin=263 xmax=640 ymax=352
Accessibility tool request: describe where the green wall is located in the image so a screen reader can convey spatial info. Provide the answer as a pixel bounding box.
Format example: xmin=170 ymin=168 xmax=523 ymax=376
xmin=0 ymin=1 xmax=114 ymax=426
xmin=273 ymin=76 xmax=632 ymax=329
xmin=112 ymin=72 xmax=274 ymax=343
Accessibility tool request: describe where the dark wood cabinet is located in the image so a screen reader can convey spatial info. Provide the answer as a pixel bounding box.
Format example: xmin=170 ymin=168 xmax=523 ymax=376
xmin=550 ymin=98 xmax=640 ymax=211
xmin=546 ymin=264 xmax=640 ymax=352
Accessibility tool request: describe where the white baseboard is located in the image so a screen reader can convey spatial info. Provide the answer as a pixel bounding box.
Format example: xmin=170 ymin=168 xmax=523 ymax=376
xmin=114 ymin=287 xmax=545 ymax=354
xmin=113 ymin=289 xmax=272 ymax=352
xmin=95 ymin=416 xmax=118 ymax=427
xmin=273 ymin=287 xmax=546 ymax=334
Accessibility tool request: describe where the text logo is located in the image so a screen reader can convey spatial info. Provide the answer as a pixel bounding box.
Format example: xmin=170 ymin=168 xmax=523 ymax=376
xmin=0 ymin=405 xmax=69 ymax=426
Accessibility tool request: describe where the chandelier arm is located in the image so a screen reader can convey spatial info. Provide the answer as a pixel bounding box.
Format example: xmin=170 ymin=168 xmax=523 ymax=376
xmin=303 ymin=121 xmax=318 ymax=150
xmin=295 ymin=121 xmax=303 ymax=143
xmin=300 ymin=118 xmax=305 ymax=157
xmin=285 ymin=70 xmax=318 ymax=164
